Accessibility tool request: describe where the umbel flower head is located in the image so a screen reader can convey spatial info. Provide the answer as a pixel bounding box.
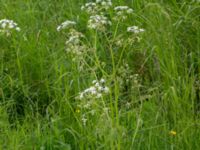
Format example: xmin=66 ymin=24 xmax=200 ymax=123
xmin=81 ymin=0 xmax=112 ymax=14
xmin=78 ymin=78 xmax=109 ymax=100
xmin=65 ymin=29 xmax=87 ymax=61
xmin=127 ymin=26 xmax=145 ymax=34
xmin=57 ymin=20 xmax=76 ymax=32
xmin=126 ymin=26 xmax=145 ymax=43
xmin=95 ymin=0 xmax=112 ymax=10
xmin=0 ymin=19 xmax=21 ymax=36
xmin=114 ymin=6 xmax=133 ymax=20
xmin=88 ymin=15 xmax=112 ymax=31
xmin=81 ymin=2 xmax=98 ymax=14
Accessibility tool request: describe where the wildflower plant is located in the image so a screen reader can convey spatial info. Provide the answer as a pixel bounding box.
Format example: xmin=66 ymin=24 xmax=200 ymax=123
xmin=56 ymin=20 xmax=76 ymax=32
xmin=56 ymin=3 xmax=146 ymax=129
xmin=81 ymin=0 xmax=112 ymax=15
xmin=65 ymin=29 xmax=87 ymax=60
xmin=96 ymin=0 xmax=112 ymax=10
xmin=76 ymin=78 xmax=109 ymax=112
xmin=87 ymin=15 xmax=112 ymax=31
xmin=1 ymin=0 xmax=199 ymax=149
xmin=127 ymin=26 xmax=145 ymax=34
xmin=81 ymin=2 xmax=98 ymax=14
xmin=78 ymin=78 xmax=109 ymax=100
xmin=127 ymin=25 xmax=145 ymax=44
xmin=114 ymin=6 xmax=133 ymax=20
xmin=57 ymin=20 xmax=91 ymax=71
xmin=62 ymin=2 xmax=146 ymax=122
xmin=0 ymin=19 xmax=20 ymax=36
xmin=76 ymin=79 xmax=109 ymax=126
xmin=81 ymin=0 xmax=113 ymax=32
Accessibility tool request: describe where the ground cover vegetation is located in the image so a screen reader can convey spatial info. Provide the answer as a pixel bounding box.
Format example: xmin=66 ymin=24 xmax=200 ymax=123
xmin=0 ymin=0 xmax=200 ymax=149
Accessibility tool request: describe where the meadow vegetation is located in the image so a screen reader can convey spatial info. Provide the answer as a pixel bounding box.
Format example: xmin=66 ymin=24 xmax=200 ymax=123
xmin=0 ymin=0 xmax=200 ymax=149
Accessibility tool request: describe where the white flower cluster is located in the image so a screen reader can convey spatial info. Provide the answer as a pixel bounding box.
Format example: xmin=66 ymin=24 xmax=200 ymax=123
xmin=88 ymin=15 xmax=112 ymax=31
xmin=81 ymin=0 xmax=112 ymax=14
xmin=0 ymin=19 xmax=20 ymax=36
xmin=126 ymin=26 xmax=145 ymax=43
xmin=127 ymin=26 xmax=145 ymax=34
xmin=79 ymin=79 xmax=109 ymax=100
xmin=96 ymin=0 xmax=112 ymax=10
xmin=81 ymin=2 xmax=97 ymax=14
xmin=114 ymin=6 xmax=133 ymax=20
xmin=81 ymin=1 xmax=112 ymax=31
xmin=65 ymin=31 xmax=83 ymax=46
xmin=65 ymin=29 xmax=87 ymax=60
xmin=57 ymin=20 xmax=76 ymax=32
xmin=81 ymin=114 xmax=88 ymax=126
xmin=57 ymin=20 xmax=88 ymax=63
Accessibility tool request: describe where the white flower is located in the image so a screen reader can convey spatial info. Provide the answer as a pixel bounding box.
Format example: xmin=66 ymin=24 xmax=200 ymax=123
xmin=81 ymin=115 xmax=87 ymax=126
xmin=92 ymin=80 xmax=97 ymax=84
xmin=114 ymin=6 xmax=129 ymax=11
xmin=83 ymin=103 xmax=91 ymax=109
xmin=65 ymin=29 xmax=88 ymax=61
xmin=81 ymin=0 xmax=112 ymax=14
xmin=57 ymin=20 xmax=76 ymax=32
xmin=65 ymin=30 xmax=84 ymax=45
xmin=103 ymin=87 xmax=109 ymax=93
xmin=81 ymin=2 xmax=97 ymax=14
xmin=0 ymin=19 xmax=21 ymax=36
xmin=79 ymin=93 xmax=84 ymax=99
xmin=96 ymin=0 xmax=112 ymax=10
xmin=97 ymin=86 xmax=104 ymax=91
xmin=88 ymin=15 xmax=111 ymax=31
xmin=96 ymin=93 xmax=102 ymax=98
xmin=78 ymin=79 xmax=109 ymax=99
xmin=127 ymin=9 xmax=133 ymax=14
xmin=89 ymin=86 xmax=97 ymax=95
xmin=114 ymin=6 xmax=133 ymax=20
xmin=16 ymin=27 xmax=21 ymax=31
xmin=127 ymin=26 xmax=145 ymax=34
xmin=100 ymin=78 xmax=105 ymax=83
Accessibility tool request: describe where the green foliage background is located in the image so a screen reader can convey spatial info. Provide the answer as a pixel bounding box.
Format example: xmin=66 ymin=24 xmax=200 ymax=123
xmin=0 ymin=0 xmax=200 ymax=149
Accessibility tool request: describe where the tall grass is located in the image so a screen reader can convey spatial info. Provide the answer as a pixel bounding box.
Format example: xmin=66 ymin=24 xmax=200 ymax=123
xmin=0 ymin=0 xmax=200 ymax=149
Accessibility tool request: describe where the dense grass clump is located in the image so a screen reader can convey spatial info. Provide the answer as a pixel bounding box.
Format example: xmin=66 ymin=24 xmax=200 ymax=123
xmin=0 ymin=0 xmax=200 ymax=149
